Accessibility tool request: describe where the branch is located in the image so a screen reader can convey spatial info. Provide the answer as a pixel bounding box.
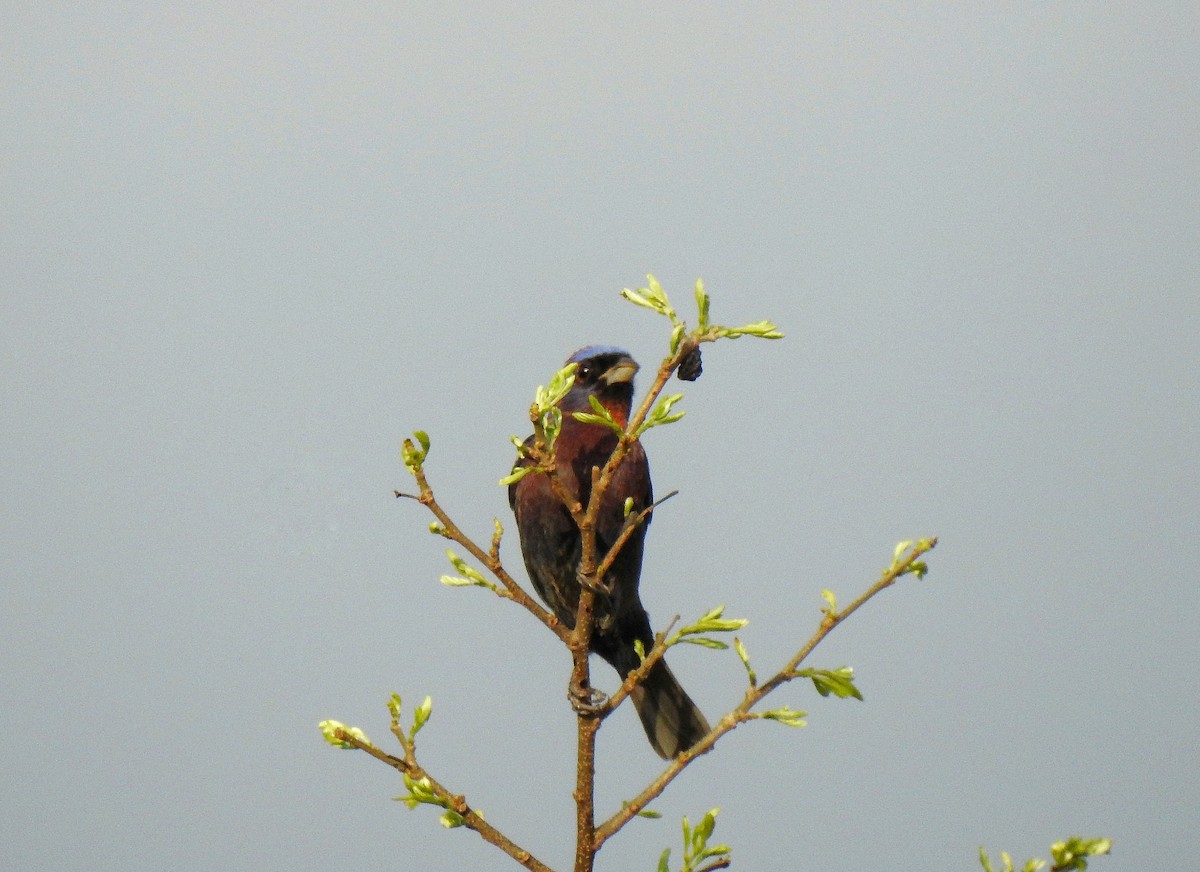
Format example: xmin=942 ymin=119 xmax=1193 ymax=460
xmin=562 ymin=343 xmax=701 ymax=871
xmin=597 ymin=617 xmax=679 ymax=716
xmin=761 ymin=537 xmax=937 ymax=695
xmin=333 ymin=727 xmax=553 ymax=872
xmin=397 ymin=460 xmax=569 ymax=644
xmin=594 ymin=490 xmax=679 ymax=584
xmin=594 ymin=538 xmax=939 ymax=845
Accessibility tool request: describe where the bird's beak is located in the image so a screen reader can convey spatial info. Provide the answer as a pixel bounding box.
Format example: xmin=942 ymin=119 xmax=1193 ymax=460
xmin=602 ymin=357 xmax=639 ymax=385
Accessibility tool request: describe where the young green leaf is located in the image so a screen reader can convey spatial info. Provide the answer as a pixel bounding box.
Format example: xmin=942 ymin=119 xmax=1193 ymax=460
xmin=677 ymin=636 xmax=728 ymax=649
xmin=889 ymin=539 xmax=932 ymax=579
xmin=734 ymin=637 xmax=756 ymax=687
xmin=401 ymin=431 xmax=431 ymax=473
xmin=619 ymin=799 xmax=662 ymax=819
xmin=439 ymin=810 xmax=465 ymax=829
xmin=669 ymin=321 xmax=686 ymax=354
xmin=759 ymin=706 xmax=808 ymax=727
xmin=441 ymin=549 xmax=498 ymax=591
xmin=412 ymin=695 xmax=433 ymax=735
xmin=318 ymin=720 xmax=371 ymax=748
xmin=636 ymin=393 xmax=686 ymax=436
xmin=439 ymin=575 xmax=479 ymax=587
xmin=1049 ymin=837 xmax=1112 ymax=871
xmin=694 ymin=278 xmax=710 ymax=331
xmin=622 ymin=274 xmax=679 ymax=323
xmin=633 ymin=638 xmax=646 ymax=663
xmin=535 ymin=363 xmax=577 ymax=413
xmin=449 ymin=549 xmax=484 ymax=582
xmin=718 ymin=320 xmax=784 ymax=339
xmin=540 ymin=406 xmax=564 ymax=448
xmin=797 ymin=667 xmax=863 ymax=700
xmin=572 ymin=394 xmax=625 ymax=433
xmin=668 ymin=605 xmax=749 ymax=646
xmin=499 ymin=465 xmax=535 ymax=487
xmin=978 ymin=847 xmax=1015 ymax=872
xmin=621 ymin=286 xmax=660 ymax=313
xmin=645 ymin=274 xmax=678 ymax=322
xmin=692 ymin=808 xmax=717 ymax=848
xmin=395 ymin=773 xmax=444 ymax=810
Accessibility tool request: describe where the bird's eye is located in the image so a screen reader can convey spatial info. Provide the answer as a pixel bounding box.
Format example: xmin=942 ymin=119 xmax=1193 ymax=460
xmin=577 ymin=364 xmax=593 ymax=381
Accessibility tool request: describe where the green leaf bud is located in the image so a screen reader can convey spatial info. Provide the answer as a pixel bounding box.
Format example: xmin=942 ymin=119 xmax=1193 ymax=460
xmin=413 ymin=695 xmax=432 ymax=734
xmin=694 ymin=278 xmax=710 ymax=330
xmin=759 ymin=706 xmax=808 ymax=727
xmin=499 ymin=466 xmax=534 ymax=487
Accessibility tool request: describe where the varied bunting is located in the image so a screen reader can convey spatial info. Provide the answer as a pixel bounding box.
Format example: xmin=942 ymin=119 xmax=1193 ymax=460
xmin=508 ymin=346 xmax=710 ymax=758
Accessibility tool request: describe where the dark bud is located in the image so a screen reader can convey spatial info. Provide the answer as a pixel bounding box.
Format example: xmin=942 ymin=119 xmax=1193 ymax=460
xmin=678 ymin=346 xmax=703 ymax=381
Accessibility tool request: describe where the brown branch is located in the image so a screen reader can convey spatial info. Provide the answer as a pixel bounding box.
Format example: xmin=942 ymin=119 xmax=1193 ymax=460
xmin=400 ymin=464 xmax=569 ymax=644
xmin=594 ymin=538 xmax=939 ymax=845
xmin=598 ymin=616 xmax=680 ymax=716
xmin=557 ymin=337 xmax=717 ymax=864
xmin=757 ymin=537 xmax=939 ymax=696
xmin=572 ymin=716 xmax=600 ymax=872
xmin=562 ymin=343 xmax=702 ymax=870
xmin=333 ymin=728 xmax=554 ymax=872
xmin=594 ymin=490 xmax=679 ymax=584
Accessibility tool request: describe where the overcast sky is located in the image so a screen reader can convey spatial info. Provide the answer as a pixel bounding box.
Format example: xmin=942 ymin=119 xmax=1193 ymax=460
xmin=3 ymin=4 xmax=1197 ymax=871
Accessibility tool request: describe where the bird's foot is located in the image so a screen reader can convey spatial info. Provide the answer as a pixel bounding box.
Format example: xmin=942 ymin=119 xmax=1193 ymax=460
xmin=568 ymin=679 xmax=608 ymax=716
xmin=577 ymin=569 xmax=614 ymax=597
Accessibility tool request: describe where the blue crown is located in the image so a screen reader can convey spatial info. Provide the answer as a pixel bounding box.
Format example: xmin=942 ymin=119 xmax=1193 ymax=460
xmin=566 ymin=345 xmax=631 ymax=364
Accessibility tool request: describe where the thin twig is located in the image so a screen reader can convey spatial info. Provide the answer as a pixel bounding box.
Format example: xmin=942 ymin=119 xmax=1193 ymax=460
xmin=404 ymin=464 xmax=569 ymax=643
xmin=598 ymin=616 xmax=680 ymax=716
xmin=334 ymin=729 xmax=554 ymax=872
xmin=594 ymin=539 xmax=938 ymax=845
xmin=594 ymin=490 xmax=679 ymax=583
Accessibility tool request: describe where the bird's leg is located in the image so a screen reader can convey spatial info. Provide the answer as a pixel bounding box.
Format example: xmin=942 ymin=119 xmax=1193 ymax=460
xmin=577 ymin=568 xmax=616 ymax=630
xmin=569 ymin=675 xmax=608 ymax=715
xmin=577 ymin=567 xmax=609 ymax=595
xmin=570 ymin=567 xmax=612 ymax=715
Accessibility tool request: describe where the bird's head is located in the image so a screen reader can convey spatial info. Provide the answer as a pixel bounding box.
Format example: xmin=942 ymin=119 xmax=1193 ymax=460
xmin=561 ymin=345 xmax=639 ymax=426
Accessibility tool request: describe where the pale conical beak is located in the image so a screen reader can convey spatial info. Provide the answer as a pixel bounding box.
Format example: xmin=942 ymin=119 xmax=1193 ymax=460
xmin=602 ymin=358 xmax=639 ymax=385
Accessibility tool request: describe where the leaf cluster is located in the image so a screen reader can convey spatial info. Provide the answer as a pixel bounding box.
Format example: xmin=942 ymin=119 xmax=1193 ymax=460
xmin=657 ymin=808 xmax=731 ymax=872
xmin=979 ymin=837 xmax=1112 ymax=872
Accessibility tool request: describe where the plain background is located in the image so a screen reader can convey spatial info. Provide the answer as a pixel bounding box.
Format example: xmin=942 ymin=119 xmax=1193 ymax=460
xmin=3 ymin=4 xmax=1197 ymax=870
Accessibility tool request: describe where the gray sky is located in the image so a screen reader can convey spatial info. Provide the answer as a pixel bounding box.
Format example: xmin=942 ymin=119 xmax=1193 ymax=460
xmin=3 ymin=4 xmax=1197 ymax=871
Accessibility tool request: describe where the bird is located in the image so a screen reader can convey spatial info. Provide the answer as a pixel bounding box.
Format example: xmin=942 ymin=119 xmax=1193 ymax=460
xmin=508 ymin=345 xmax=710 ymax=759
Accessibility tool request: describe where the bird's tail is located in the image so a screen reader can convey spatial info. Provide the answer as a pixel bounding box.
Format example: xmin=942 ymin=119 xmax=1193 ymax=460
xmin=630 ymin=660 xmax=710 ymax=759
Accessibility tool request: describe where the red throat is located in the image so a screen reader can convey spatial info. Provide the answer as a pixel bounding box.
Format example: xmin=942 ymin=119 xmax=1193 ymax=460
xmin=598 ymin=397 xmax=630 ymax=428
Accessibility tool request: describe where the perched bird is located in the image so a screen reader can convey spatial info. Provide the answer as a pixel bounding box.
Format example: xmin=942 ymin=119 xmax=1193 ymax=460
xmin=508 ymin=345 xmax=710 ymax=759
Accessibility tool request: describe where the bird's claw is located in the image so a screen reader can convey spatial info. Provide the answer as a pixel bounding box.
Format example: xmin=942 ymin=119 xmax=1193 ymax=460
xmin=569 ymin=679 xmax=608 ymax=716
xmin=578 ymin=571 xmax=607 ymax=595
xmin=573 ymin=573 xmax=614 ymax=599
